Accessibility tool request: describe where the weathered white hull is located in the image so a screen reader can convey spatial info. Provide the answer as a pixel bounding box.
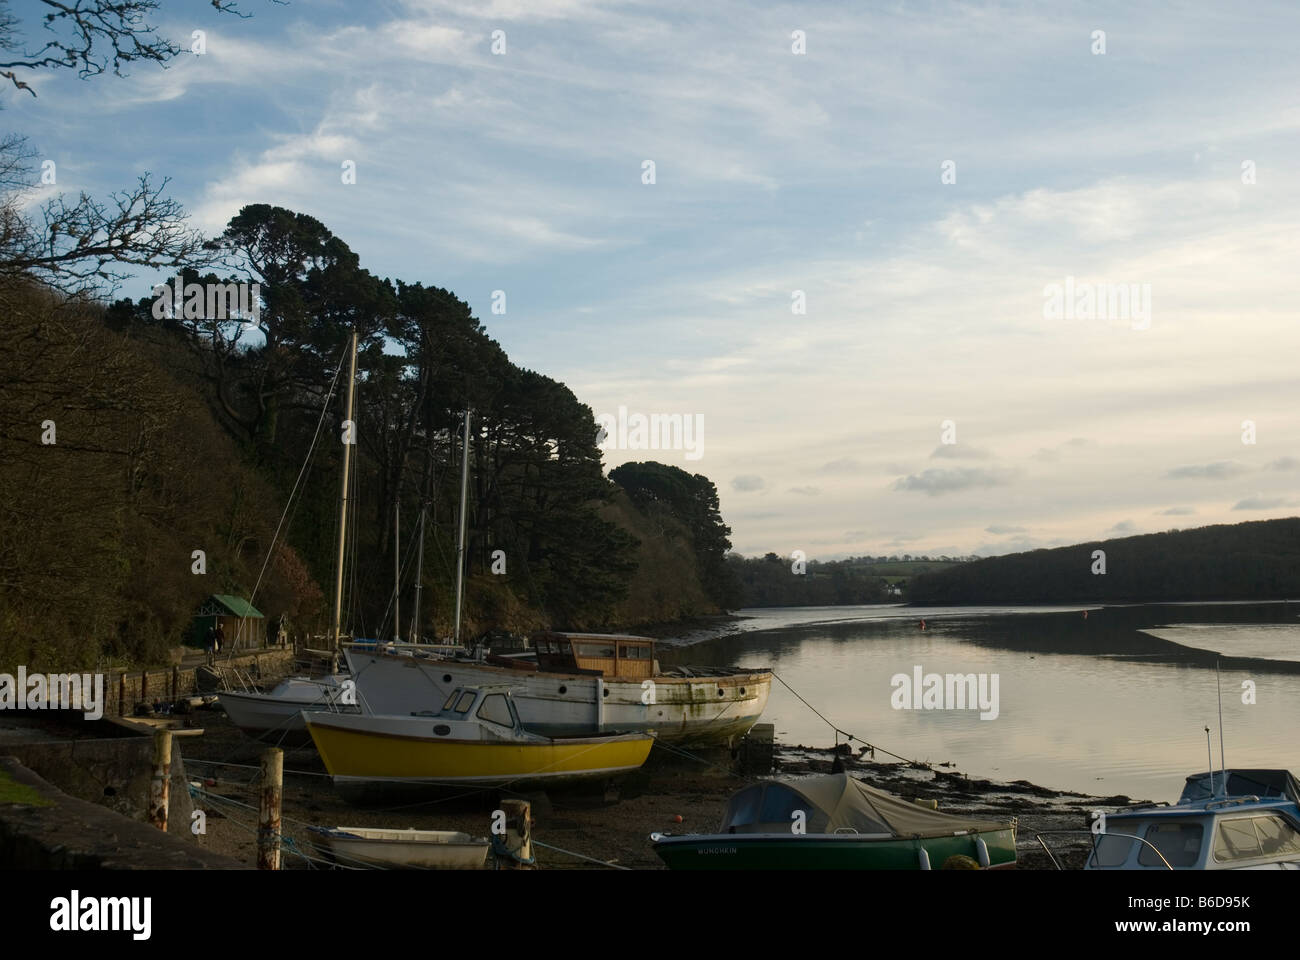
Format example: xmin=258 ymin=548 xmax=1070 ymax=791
xmin=218 ymin=676 xmax=354 ymax=737
xmin=344 ymin=649 xmax=770 ymax=745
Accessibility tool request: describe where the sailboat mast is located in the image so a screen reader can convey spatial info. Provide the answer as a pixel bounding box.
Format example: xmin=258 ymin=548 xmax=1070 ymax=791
xmin=410 ymin=504 xmax=426 ymax=643
xmin=330 ymin=329 xmax=358 ymax=652
xmin=393 ymin=501 xmax=401 ymax=644
xmin=453 ymin=408 xmax=472 ymax=645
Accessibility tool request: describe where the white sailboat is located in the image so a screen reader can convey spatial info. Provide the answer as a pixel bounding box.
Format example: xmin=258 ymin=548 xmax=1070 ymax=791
xmin=217 ymin=329 xmax=362 ymax=739
xmin=341 ymin=408 xmax=772 ymax=746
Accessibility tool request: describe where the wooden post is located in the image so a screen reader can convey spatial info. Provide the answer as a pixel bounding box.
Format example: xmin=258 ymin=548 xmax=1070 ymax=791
xmin=148 ymin=729 xmax=172 ymax=832
xmin=171 ymin=665 xmax=179 ymax=701
xmin=498 ymin=798 xmax=533 ymax=870
xmin=258 ymin=748 xmax=283 ymax=870
xmin=118 ymin=674 xmax=127 ymax=717
xmin=141 ymin=670 xmax=148 ymax=704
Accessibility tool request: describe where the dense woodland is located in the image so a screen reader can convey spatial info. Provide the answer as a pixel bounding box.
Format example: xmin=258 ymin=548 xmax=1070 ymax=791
xmin=0 ymin=204 xmax=748 ymax=671
xmin=909 ymin=519 xmax=1300 ymax=604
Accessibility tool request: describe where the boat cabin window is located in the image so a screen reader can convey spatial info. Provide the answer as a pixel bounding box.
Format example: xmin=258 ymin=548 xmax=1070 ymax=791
xmin=1139 ymin=822 xmax=1203 ymax=867
xmin=1091 ymin=833 xmax=1136 ymax=868
xmin=1214 ymin=818 xmax=1263 ymax=861
xmin=476 ymin=694 xmax=515 ymax=729
xmin=444 ymin=691 xmax=477 ymax=715
xmin=441 ymin=691 xmax=460 ymax=712
xmin=1214 ymin=815 xmax=1300 ymax=862
xmin=619 ymin=643 xmax=651 ymax=659
xmin=573 ymin=641 xmax=616 ymax=659
xmin=1254 ymin=816 xmax=1300 ymax=856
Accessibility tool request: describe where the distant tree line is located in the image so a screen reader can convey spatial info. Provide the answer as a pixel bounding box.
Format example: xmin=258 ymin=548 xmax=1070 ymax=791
xmin=909 ymin=519 xmax=1300 ymax=604
xmin=726 ymin=554 xmax=896 ymax=607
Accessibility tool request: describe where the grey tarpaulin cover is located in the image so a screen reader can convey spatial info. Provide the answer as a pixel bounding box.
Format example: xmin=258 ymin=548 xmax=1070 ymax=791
xmin=719 ymin=773 xmax=1011 ymax=838
xmin=1179 ymin=769 xmax=1300 ymax=805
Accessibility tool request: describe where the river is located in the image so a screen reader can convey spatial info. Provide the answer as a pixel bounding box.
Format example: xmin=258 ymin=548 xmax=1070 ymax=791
xmin=661 ymin=601 xmax=1300 ymax=801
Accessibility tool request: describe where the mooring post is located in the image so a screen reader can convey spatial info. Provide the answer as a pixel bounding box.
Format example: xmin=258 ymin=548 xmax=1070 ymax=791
xmin=171 ymin=665 xmax=179 ymax=700
xmin=499 ymin=798 xmax=534 ymax=870
xmin=141 ymin=670 xmax=148 ymax=704
xmin=258 ymin=748 xmax=283 ymax=870
xmin=149 ymin=729 xmax=172 ymax=832
xmin=118 ymin=673 xmax=127 ymax=716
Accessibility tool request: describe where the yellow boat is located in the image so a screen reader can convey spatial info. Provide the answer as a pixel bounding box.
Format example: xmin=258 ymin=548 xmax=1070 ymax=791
xmin=303 ymin=685 xmax=654 ymax=802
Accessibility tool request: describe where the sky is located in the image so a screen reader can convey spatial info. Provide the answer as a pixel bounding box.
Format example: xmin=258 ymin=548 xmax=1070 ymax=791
xmin=7 ymin=0 xmax=1300 ymax=559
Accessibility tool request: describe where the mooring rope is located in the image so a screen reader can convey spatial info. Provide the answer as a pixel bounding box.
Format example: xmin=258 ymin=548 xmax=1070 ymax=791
xmin=771 ymin=670 xmax=932 ymax=769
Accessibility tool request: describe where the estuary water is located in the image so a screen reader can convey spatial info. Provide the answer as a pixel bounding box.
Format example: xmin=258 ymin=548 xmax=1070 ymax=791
xmin=663 ymin=602 xmax=1300 ymax=802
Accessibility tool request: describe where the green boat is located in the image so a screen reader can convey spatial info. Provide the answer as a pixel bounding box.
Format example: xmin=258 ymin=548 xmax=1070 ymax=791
xmin=651 ymin=773 xmax=1017 ymax=870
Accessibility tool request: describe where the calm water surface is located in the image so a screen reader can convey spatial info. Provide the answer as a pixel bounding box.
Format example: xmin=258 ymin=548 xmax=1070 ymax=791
xmin=664 ymin=602 xmax=1300 ymax=801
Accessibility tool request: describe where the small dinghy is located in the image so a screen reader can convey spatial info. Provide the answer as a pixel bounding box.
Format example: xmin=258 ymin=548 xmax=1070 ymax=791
xmin=307 ymin=826 xmax=490 ymax=869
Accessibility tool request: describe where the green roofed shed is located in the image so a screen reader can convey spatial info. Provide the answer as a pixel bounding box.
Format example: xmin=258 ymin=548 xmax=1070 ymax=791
xmin=191 ymin=594 xmax=266 ymax=649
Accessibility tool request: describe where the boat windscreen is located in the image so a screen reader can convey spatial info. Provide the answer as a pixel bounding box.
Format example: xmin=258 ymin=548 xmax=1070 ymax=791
xmin=1140 ymin=822 xmax=1203 ymax=867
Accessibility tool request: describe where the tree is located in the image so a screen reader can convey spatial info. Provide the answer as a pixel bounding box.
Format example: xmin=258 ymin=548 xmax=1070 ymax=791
xmin=0 ymin=1 xmax=264 ymax=292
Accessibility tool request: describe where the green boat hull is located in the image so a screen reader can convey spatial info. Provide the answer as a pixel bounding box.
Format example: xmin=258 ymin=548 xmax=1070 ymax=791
xmin=653 ymin=828 xmax=1017 ymax=870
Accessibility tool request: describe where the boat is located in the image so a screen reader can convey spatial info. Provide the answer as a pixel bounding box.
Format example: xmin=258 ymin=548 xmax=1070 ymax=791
xmin=1070 ymin=769 xmax=1300 ymax=870
xmin=218 ymin=331 xmax=360 ymax=742
xmin=306 ymin=825 xmax=490 ymax=869
xmin=343 ymin=631 xmax=771 ymax=746
xmin=650 ymin=773 xmax=1018 ymax=870
xmin=303 ymin=683 xmax=655 ymax=802
xmin=217 ymin=675 xmax=356 ymax=740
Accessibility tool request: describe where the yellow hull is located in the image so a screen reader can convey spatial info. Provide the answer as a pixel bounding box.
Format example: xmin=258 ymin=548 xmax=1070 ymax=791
xmin=306 ymin=717 xmax=654 ymax=788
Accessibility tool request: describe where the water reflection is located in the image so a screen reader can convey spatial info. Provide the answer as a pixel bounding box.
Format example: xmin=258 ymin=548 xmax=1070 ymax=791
xmin=663 ymin=602 xmax=1300 ymax=800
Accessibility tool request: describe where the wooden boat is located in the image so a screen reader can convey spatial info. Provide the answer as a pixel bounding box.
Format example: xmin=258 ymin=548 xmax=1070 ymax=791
xmin=343 ymin=632 xmax=771 ymax=746
xmin=303 ymin=684 xmax=654 ymax=802
xmin=307 ymin=825 xmax=490 ymax=869
xmin=651 ymin=773 xmax=1018 ymax=870
xmin=1074 ymin=769 xmax=1300 ymax=870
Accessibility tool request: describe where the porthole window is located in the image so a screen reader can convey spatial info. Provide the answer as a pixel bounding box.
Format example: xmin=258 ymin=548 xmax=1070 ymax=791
xmin=559 ymin=685 xmax=567 ymax=694
xmin=442 ymin=674 xmax=452 ymax=684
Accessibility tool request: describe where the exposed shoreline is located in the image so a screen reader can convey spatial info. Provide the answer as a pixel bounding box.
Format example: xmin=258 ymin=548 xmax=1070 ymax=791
xmin=176 ymin=706 xmax=1130 ymax=870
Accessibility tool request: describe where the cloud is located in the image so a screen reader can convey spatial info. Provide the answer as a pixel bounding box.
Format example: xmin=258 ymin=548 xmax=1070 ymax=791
xmin=1231 ymin=496 xmax=1297 ymax=510
xmin=1165 ymin=461 xmax=1251 ymax=480
xmin=731 ymin=474 xmax=765 ymax=492
xmin=819 ymin=458 xmax=863 ymax=474
xmin=788 ymin=485 xmax=821 ymax=496
xmin=1032 ymin=448 xmax=1059 ymax=462
xmin=891 ymin=467 xmax=1016 ymax=496
xmin=1265 ymin=456 xmax=1300 ymax=471
xmin=985 ymin=524 xmax=1027 ymax=534
xmin=930 ymin=444 xmax=992 ymax=460
xmin=1108 ymin=520 xmax=1138 ymax=534
xmin=1159 ymin=507 xmax=1196 ymax=515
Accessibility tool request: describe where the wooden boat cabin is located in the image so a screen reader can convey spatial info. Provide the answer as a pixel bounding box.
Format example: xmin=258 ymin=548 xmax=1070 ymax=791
xmin=530 ymin=632 xmax=658 ymax=680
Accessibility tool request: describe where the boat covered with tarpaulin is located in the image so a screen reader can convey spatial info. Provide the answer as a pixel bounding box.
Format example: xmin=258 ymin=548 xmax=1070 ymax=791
xmin=652 ymin=773 xmax=1017 ymax=870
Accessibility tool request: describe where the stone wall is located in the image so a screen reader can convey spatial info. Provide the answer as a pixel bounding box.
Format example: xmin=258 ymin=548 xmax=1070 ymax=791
xmin=0 ymin=757 xmax=242 ymax=869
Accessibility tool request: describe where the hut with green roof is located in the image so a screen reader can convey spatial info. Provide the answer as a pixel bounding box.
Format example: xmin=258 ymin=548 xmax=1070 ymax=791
xmin=190 ymin=594 xmax=266 ymax=650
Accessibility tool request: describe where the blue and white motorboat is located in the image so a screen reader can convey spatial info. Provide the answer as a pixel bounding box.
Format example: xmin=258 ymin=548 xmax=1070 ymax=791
xmin=1077 ymin=769 xmax=1300 ymax=870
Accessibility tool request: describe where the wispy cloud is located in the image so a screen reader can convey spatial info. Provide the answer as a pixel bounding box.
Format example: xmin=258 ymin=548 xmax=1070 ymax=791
xmin=1166 ymin=461 xmax=1251 ymax=480
xmin=892 ymin=467 xmax=1017 ymax=497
